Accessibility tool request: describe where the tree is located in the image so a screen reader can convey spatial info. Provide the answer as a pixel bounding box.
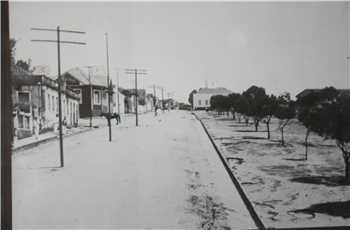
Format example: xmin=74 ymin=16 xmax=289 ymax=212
xmin=16 ymin=59 xmax=32 ymax=72
xmin=210 ymin=95 xmax=230 ymax=115
xmin=10 ymin=38 xmax=32 ymax=72
xmin=228 ymin=93 xmax=241 ymax=120
xmin=305 ymin=90 xmax=350 ymax=182
xmin=262 ymin=94 xmax=278 ymax=139
xmin=235 ymin=94 xmax=250 ymax=125
xmin=296 ymin=87 xmax=338 ymax=160
xmin=242 ymin=86 xmax=269 ymax=131
xmin=188 ymin=89 xmax=197 ymax=108
xmin=274 ymin=92 xmax=296 ymax=145
xmin=10 ymin=38 xmax=16 ymax=64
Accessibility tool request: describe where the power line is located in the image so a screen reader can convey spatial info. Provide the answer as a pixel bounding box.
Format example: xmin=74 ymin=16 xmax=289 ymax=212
xmin=125 ymin=68 xmax=147 ymax=126
xmin=105 ymin=33 xmax=112 ymax=142
xmin=31 ymin=26 xmax=86 ymax=168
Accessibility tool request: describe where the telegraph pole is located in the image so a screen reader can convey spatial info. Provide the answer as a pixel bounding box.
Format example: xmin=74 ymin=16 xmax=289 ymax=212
xmin=85 ymin=66 xmax=94 ymax=128
xmin=125 ymin=68 xmax=147 ymax=126
xmin=31 ymin=26 xmax=86 ymax=168
xmin=105 ymin=33 xmax=112 ymax=142
xmin=153 ymin=85 xmax=157 ymax=116
xmin=161 ymin=87 xmax=165 ymax=112
xmin=116 ymin=70 xmax=120 ymax=114
xmin=148 ymin=84 xmax=160 ymax=116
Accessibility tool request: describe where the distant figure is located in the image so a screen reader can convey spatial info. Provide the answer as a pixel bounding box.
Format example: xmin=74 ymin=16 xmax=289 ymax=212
xmin=154 ymin=105 xmax=158 ymax=116
xmin=113 ymin=113 xmax=121 ymax=125
xmin=62 ymin=117 xmax=67 ymax=134
xmin=103 ymin=112 xmax=121 ymax=125
xmin=33 ymin=117 xmax=39 ymax=140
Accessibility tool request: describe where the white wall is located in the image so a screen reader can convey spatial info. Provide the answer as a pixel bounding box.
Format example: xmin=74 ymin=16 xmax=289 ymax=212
xmin=193 ymin=93 xmax=212 ymax=109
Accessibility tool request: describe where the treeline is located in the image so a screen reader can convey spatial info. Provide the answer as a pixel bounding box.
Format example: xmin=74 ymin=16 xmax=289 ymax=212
xmin=209 ymin=86 xmax=350 ymax=182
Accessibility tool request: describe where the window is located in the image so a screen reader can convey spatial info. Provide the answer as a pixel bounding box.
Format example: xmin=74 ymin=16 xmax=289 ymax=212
xmin=18 ymin=115 xmax=24 ymax=128
xmin=47 ymin=93 xmax=51 ymax=111
xmin=76 ymin=89 xmax=82 ymax=104
xmin=52 ymin=95 xmax=55 ymax=112
xmin=94 ymin=90 xmax=101 ymax=105
xmin=18 ymin=92 xmax=30 ymax=104
xmin=198 ymin=99 xmax=201 ymax=106
xmin=205 ymin=100 xmax=209 ymax=106
xmin=56 ymin=97 xmax=58 ymax=112
xmin=25 ymin=116 xmax=30 ymax=129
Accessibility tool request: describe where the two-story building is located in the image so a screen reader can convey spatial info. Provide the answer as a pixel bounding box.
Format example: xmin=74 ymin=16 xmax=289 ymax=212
xmin=12 ymin=65 xmax=80 ymax=139
xmin=193 ymin=87 xmax=232 ymax=110
xmin=62 ymin=67 xmax=116 ymax=118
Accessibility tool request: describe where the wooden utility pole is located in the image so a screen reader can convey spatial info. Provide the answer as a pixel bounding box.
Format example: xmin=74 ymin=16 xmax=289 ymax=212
xmin=116 ymin=71 xmax=120 ymax=114
xmin=85 ymin=66 xmax=94 ymax=128
xmin=153 ymin=85 xmax=157 ymax=116
xmin=161 ymin=87 xmax=165 ymax=111
xmin=31 ymin=26 xmax=86 ymax=167
xmin=105 ymin=33 xmax=112 ymax=142
xmin=125 ymin=68 xmax=147 ymax=126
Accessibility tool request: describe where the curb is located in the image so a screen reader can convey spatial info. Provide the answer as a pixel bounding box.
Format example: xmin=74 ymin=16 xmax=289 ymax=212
xmin=13 ymin=127 xmax=96 ymax=152
xmin=192 ymin=112 xmax=266 ymax=230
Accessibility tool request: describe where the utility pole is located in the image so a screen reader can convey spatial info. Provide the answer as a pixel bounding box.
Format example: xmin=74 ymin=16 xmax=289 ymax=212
xmin=148 ymin=84 xmax=158 ymax=116
xmin=105 ymin=33 xmax=112 ymax=142
xmin=116 ymin=70 xmax=120 ymax=114
xmin=31 ymin=26 xmax=86 ymax=168
xmin=161 ymin=87 xmax=165 ymax=112
xmin=85 ymin=66 xmax=94 ymax=128
xmin=125 ymin=68 xmax=147 ymax=126
xmin=153 ymin=85 xmax=157 ymax=116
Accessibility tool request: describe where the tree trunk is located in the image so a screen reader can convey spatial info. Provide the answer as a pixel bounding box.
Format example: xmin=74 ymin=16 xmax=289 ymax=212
xmin=336 ymin=142 xmax=350 ymax=183
xmin=254 ymin=119 xmax=259 ymax=132
xmin=304 ymin=129 xmax=310 ymax=160
xmin=266 ymin=120 xmax=270 ymax=139
xmin=281 ymin=127 xmax=285 ymax=145
xmin=245 ymin=117 xmax=249 ymax=126
xmin=232 ymin=111 xmax=235 ymax=120
xmin=346 ymin=156 xmax=349 ymax=182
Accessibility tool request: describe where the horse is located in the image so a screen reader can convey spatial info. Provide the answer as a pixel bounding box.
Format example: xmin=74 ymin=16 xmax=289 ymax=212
xmin=102 ymin=112 xmax=121 ymax=125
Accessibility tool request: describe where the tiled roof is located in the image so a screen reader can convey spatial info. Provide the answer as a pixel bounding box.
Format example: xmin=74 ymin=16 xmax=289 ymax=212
xmin=64 ymin=67 xmax=109 ymax=87
xmin=197 ymin=87 xmax=232 ymax=95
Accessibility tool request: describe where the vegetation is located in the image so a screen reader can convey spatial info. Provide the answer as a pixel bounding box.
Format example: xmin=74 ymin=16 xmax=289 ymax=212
xmin=203 ymin=84 xmax=350 ymax=182
xmin=274 ymin=92 xmax=296 ymax=145
xmin=242 ymin=86 xmax=269 ymax=132
xmin=188 ymin=89 xmax=197 ymax=108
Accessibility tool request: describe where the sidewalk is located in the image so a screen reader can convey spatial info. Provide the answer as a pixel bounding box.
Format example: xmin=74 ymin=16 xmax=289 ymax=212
xmin=12 ymin=126 xmax=92 ymax=152
xmin=12 ymin=112 xmax=154 ymax=152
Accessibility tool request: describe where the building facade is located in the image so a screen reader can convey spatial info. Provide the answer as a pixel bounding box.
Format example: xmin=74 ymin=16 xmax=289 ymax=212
xmin=12 ymin=65 xmax=79 ymax=139
xmin=63 ymin=67 xmax=116 ymax=118
xmin=193 ymin=87 xmax=232 ymax=110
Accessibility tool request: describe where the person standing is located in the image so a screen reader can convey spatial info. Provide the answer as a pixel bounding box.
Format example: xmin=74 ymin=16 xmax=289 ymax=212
xmin=33 ymin=117 xmax=39 ymax=140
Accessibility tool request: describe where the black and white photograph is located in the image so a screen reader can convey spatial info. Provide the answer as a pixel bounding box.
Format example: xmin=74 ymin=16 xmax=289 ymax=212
xmin=1 ymin=1 xmax=350 ymax=229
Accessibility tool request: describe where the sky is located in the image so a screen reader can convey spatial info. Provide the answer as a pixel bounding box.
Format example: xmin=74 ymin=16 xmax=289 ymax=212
xmin=10 ymin=1 xmax=350 ymax=103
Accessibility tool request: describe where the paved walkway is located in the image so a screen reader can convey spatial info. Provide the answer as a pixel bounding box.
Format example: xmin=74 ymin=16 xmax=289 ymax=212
xmin=13 ymin=111 xmax=256 ymax=229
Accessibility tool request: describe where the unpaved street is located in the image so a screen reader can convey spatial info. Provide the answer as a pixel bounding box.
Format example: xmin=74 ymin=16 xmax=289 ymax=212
xmin=13 ymin=111 xmax=255 ymax=229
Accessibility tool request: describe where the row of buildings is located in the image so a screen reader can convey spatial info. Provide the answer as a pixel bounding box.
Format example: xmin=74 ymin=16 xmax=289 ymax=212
xmin=12 ymin=65 xmax=166 ymax=139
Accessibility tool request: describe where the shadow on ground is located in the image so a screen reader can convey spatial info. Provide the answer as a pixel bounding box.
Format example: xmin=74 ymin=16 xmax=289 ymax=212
xmin=290 ymin=200 xmax=350 ymax=218
xmin=290 ymin=175 xmax=348 ymax=187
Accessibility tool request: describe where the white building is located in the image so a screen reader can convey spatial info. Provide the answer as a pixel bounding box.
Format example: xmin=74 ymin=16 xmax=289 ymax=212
xmin=193 ymin=87 xmax=232 ymax=110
